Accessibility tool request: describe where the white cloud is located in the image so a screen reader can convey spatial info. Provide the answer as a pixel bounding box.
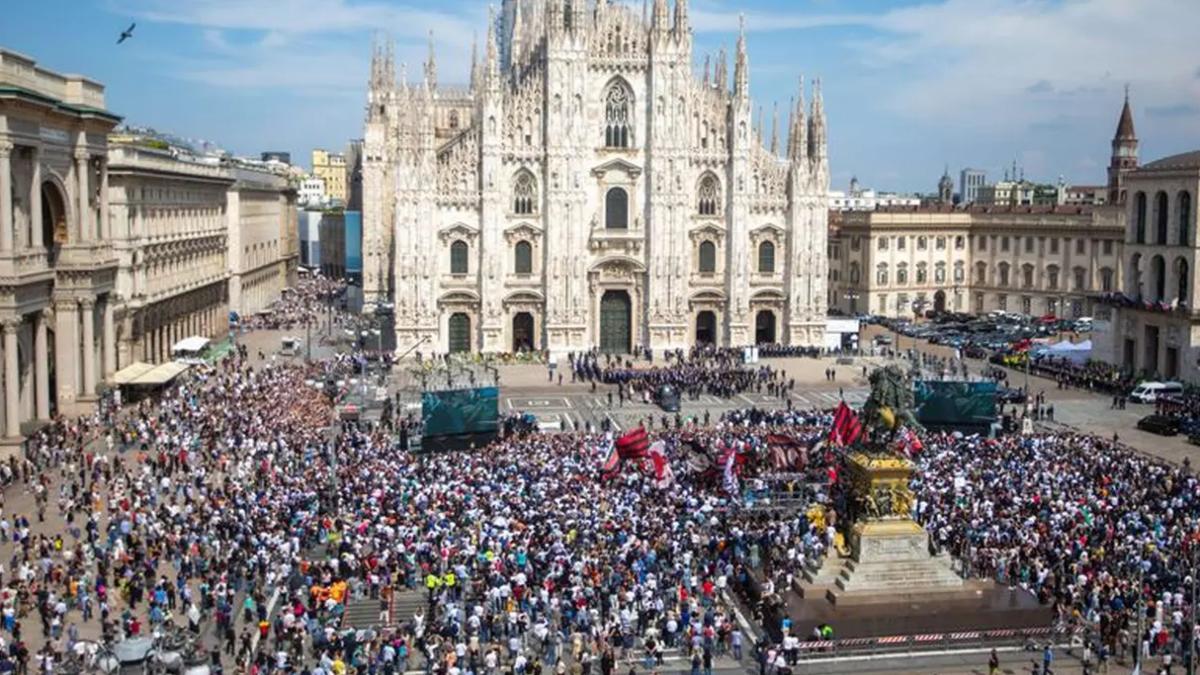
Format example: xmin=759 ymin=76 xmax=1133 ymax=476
xmin=695 ymin=0 xmax=1200 ymax=135
xmin=115 ymin=0 xmax=480 ymax=92
xmin=115 ymin=0 xmax=477 ymax=40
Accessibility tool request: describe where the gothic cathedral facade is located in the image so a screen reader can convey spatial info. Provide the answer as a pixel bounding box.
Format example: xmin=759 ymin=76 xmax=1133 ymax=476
xmin=362 ymin=0 xmax=829 ymax=356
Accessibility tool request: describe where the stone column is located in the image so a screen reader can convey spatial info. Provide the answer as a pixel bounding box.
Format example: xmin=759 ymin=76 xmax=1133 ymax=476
xmin=99 ymin=157 xmax=109 ymax=241
xmin=54 ymin=300 xmax=79 ymax=406
xmin=34 ymin=309 xmax=49 ymax=420
xmin=75 ymin=149 xmax=91 ymax=242
xmin=103 ymin=298 xmax=116 ymax=379
xmin=80 ymin=299 xmax=95 ymax=397
xmin=0 ymin=141 xmax=13 ymax=252
xmin=28 ymin=146 xmax=40 ymax=250
xmin=3 ymin=319 xmax=19 ymax=437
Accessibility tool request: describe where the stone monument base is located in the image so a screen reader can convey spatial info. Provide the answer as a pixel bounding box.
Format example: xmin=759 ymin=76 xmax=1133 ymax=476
xmin=826 ymin=518 xmax=966 ymax=605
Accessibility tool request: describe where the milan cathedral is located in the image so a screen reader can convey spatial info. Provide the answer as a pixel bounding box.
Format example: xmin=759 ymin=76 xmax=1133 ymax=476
xmin=362 ymin=0 xmax=830 ymax=355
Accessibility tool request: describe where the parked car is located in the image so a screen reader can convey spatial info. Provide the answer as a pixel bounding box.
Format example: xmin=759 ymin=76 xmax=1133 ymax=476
xmin=996 ymin=387 xmax=1027 ymax=404
xmin=1137 ymin=414 xmax=1180 ymax=436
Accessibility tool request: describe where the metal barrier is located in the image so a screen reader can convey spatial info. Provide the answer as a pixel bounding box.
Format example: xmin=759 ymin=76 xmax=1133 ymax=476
xmin=793 ymin=626 xmax=1058 ymax=660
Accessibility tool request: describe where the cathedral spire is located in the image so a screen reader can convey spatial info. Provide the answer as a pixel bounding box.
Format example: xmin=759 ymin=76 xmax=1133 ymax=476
xmin=510 ymin=0 xmax=524 ymax=66
xmin=424 ymin=31 xmax=437 ymax=89
xmin=756 ymin=105 xmax=763 ymax=142
xmin=702 ymin=53 xmax=710 ymax=87
xmin=714 ymin=47 xmax=727 ymax=91
xmin=771 ymin=101 xmax=779 ymax=155
xmin=485 ymin=6 xmax=500 ymax=88
xmin=788 ymin=76 xmax=806 ymax=161
xmin=469 ymin=33 xmax=480 ymax=93
xmin=733 ymin=14 xmax=748 ymax=98
xmin=673 ymin=0 xmax=689 ymax=36
xmin=807 ymin=77 xmax=826 ymax=161
xmin=369 ymin=37 xmax=381 ymax=89
xmin=385 ymin=39 xmax=395 ymax=87
xmin=652 ymin=0 xmax=669 ymax=33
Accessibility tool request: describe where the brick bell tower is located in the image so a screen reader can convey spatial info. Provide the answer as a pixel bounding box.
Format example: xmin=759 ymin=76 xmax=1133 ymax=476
xmin=1107 ymin=86 xmax=1138 ymax=205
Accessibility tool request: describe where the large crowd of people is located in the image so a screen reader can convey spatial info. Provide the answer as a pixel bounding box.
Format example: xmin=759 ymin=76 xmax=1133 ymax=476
xmin=914 ymin=432 xmax=1200 ymax=667
xmin=4 ymin=288 xmax=1200 ymax=674
xmin=241 ymin=276 xmax=347 ymax=331
xmin=572 ymin=348 xmax=794 ymax=402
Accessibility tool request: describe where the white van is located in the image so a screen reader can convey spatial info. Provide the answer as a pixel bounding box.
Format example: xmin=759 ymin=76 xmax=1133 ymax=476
xmin=1129 ymin=381 xmax=1184 ymax=403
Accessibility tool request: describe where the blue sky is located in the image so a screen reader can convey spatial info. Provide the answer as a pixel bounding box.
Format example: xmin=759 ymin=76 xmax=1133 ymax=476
xmin=3 ymin=0 xmax=1198 ymax=193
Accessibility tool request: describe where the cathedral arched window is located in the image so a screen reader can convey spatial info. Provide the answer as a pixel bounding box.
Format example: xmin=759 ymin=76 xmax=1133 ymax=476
xmin=758 ymin=241 xmax=775 ymax=273
xmin=605 ymin=188 xmax=628 ymax=229
xmin=698 ymin=241 xmax=716 ymax=273
xmin=603 ymin=80 xmax=632 ymax=149
xmin=698 ymin=175 xmax=719 ymax=216
xmin=513 ymin=173 xmax=536 ymax=215
xmin=450 ymin=240 xmax=469 ymax=275
xmin=514 ymin=241 xmax=532 ymax=275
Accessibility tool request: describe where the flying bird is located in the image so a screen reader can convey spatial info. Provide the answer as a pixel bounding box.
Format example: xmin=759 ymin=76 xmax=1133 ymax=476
xmin=117 ymin=23 xmax=136 ymax=44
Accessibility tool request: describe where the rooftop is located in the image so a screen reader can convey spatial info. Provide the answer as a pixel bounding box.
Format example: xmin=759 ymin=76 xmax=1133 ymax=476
xmin=1140 ymin=150 xmax=1200 ymax=172
xmin=870 ymin=204 xmax=1097 ymax=216
xmin=0 ymin=48 xmax=111 ymax=115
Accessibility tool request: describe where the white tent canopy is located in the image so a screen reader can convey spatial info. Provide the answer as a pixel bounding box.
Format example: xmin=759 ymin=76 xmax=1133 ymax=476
xmin=112 ymin=361 xmax=190 ymax=387
xmin=112 ymin=362 xmax=154 ymax=385
xmin=171 ymin=336 xmax=210 ymax=353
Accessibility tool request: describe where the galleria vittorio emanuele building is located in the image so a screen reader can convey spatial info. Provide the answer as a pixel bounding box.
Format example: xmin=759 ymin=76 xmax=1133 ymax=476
xmin=363 ymin=0 xmax=830 ymax=355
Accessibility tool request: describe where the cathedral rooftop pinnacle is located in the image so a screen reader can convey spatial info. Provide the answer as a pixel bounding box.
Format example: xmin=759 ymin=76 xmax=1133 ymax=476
xmin=734 ymin=14 xmax=748 ymax=98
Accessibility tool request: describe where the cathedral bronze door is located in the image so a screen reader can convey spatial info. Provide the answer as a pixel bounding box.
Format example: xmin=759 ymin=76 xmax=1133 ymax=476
xmin=755 ymin=310 xmax=776 ymax=345
xmin=599 ymin=290 xmax=631 ymax=354
xmin=695 ymin=311 xmax=716 ymax=345
xmin=512 ymin=312 xmax=534 ymax=352
xmin=448 ymin=313 xmax=471 ymax=353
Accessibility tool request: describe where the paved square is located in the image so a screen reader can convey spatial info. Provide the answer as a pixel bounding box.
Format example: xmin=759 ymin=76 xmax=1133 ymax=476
xmin=506 ymin=396 xmax=572 ymax=410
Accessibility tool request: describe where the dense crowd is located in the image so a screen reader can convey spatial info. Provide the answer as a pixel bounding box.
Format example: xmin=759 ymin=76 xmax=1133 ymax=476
xmin=7 ymin=295 xmax=1200 ymax=674
xmin=914 ymin=432 xmax=1200 ymax=667
xmin=242 ymin=276 xmax=347 ymax=331
xmin=0 ymin=343 xmax=853 ymax=674
xmin=590 ymin=351 xmax=791 ymax=402
xmin=1027 ymin=356 xmax=1134 ymax=395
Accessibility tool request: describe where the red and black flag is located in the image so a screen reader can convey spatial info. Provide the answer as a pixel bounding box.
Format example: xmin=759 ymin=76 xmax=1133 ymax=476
xmin=616 ymin=426 xmax=650 ymax=460
xmin=829 ymin=401 xmax=863 ymax=447
xmin=600 ymin=442 xmax=621 ymax=481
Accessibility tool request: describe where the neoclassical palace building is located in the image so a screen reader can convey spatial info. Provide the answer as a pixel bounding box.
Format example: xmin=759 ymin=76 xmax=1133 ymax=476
xmin=363 ymin=0 xmax=830 ymax=355
xmin=0 ymin=49 xmax=298 ymax=452
xmin=0 ymin=49 xmax=122 ymax=444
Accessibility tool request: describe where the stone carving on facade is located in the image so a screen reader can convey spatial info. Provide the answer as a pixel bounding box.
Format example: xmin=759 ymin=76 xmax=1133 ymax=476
xmin=363 ymin=0 xmax=830 ymax=352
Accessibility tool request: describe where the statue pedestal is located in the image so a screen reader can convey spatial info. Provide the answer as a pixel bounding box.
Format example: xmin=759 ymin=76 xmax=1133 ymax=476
xmin=827 ymin=452 xmax=966 ymax=605
xmin=826 ymin=519 xmax=965 ymax=605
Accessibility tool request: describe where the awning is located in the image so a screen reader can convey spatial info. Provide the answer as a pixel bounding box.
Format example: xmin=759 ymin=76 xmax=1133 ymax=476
xmin=127 ymin=361 xmax=190 ymax=386
xmin=112 ymin=362 xmax=155 ymax=385
xmin=171 ymin=336 xmax=210 ymax=353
